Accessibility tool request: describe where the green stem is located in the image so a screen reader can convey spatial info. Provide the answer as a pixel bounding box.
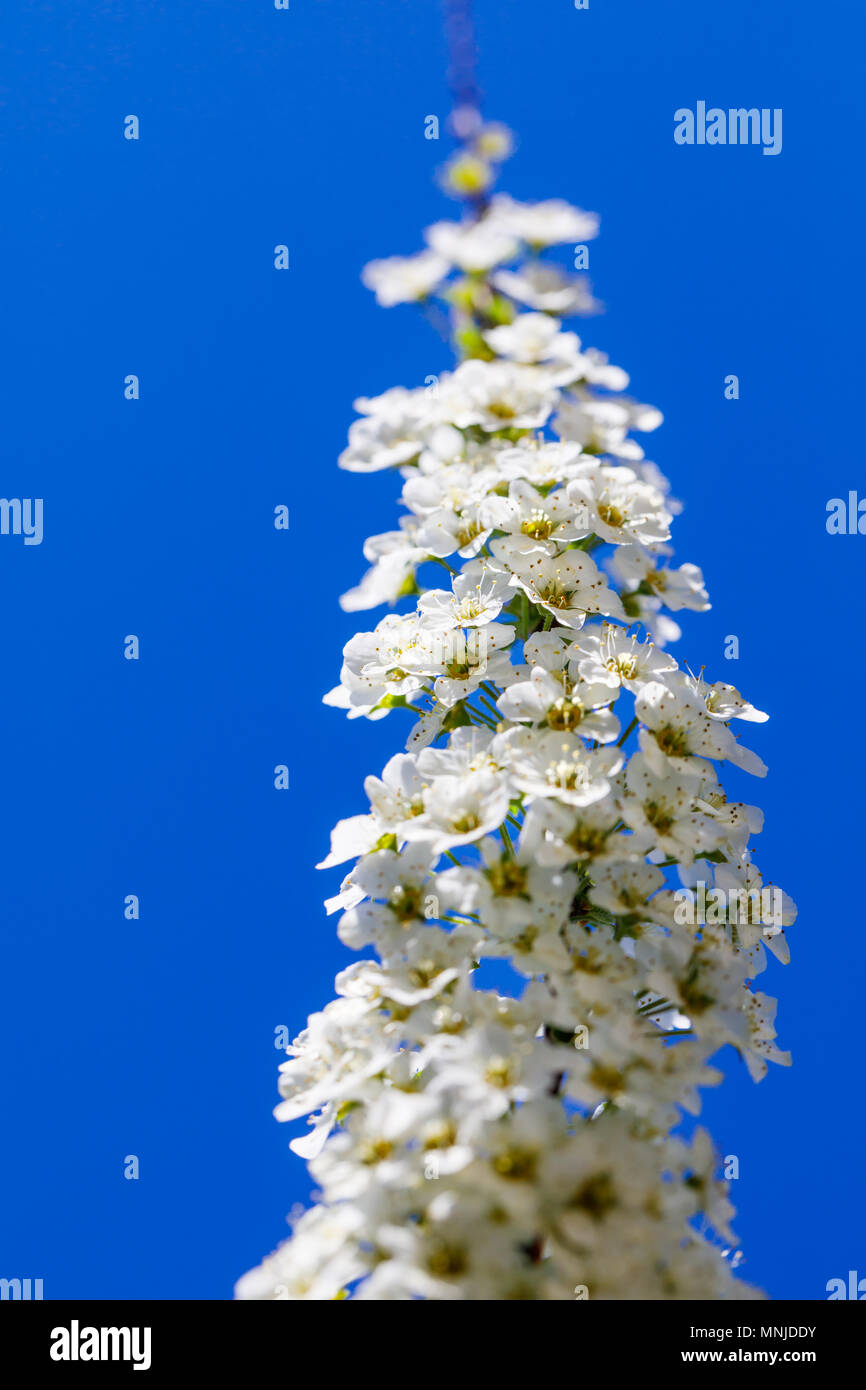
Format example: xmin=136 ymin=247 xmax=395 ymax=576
xmin=430 ymin=556 xmax=458 ymax=576
xmin=469 ymin=707 xmax=497 ymax=729
xmin=616 ymin=716 xmax=639 ymax=747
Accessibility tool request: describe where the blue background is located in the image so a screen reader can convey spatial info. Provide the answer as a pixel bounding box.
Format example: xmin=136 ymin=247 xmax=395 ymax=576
xmin=0 ymin=0 xmax=862 ymax=1300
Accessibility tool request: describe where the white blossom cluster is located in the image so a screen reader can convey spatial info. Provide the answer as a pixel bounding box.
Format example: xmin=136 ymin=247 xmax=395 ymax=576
xmin=239 ymin=128 xmax=794 ymax=1302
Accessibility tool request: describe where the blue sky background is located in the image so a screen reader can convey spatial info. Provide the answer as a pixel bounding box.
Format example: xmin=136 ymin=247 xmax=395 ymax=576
xmin=0 ymin=0 xmax=862 ymax=1300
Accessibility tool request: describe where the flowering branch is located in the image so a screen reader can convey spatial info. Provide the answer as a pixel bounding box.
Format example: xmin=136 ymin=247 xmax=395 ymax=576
xmin=238 ymin=123 xmax=795 ymax=1302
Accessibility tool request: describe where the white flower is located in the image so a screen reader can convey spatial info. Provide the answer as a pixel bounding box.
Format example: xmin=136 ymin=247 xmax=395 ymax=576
xmin=317 ymin=814 xmax=386 ymax=870
xmin=492 ymin=263 xmax=599 ymax=314
xmin=571 ymin=622 xmax=678 ymax=692
xmin=488 ymin=193 xmax=600 ymax=247
xmin=439 ymin=835 xmax=576 ymax=944
xmin=620 ymin=753 xmax=719 ymax=863
xmin=567 ymin=462 xmax=672 ymax=547
xmin=635 ymin=680 xmax=768 ymax=778
xmin=740 ymin=992 xmax=792 ymax=1082
xmin=587 ymin=858 xmax=665 ymax=916
xmin=426 ymin=624 xmax=516 ymax=708
xmin=402 ymin=462 xmax=493 ymax=518
xmin=340 ymin=520 xmax=427 ymax=612
xmin=497 ymin=665 xmax=620 ymax=744
xmin=492 ymin=439 xmax=589 ymax=488
xmin=334 ymin=613 xmax=429 ymax=713
xmin=579 ymin=347 xmax=630 ymax=392
xmin=440 ymin=359 xmax=560 ymax=432
xmin=416 ymin=562 xmax=509 ymax=630
xmin=611 ymin=546 xmax=711 ymax=613
xmin=363 ymin=751 xmax=426 ymax=831
xmin=484 ymin=477 xmax=591 ymax=556
xmin=508 ymin=549 xmax=626 ymax=629
xmin=685 ymin=674 xmax=769 ymax=724
xmin=404 ymin=767 xmax=513 ymax=854
xmin=554 ymin=395 xmax=662 ymax=460
xmin=272 ymin=995 xmax=392 ymax=1126
xmin=482 ymin=313 xmax=587 ymax=384
xmin=362 ymin=250 xmax=450 ymax=306
xmin=425 ymin=219 xmax=519 ymax=272
xmin=711 ymin=861 xmax=796 ymax=966
xmin=339 ymin=387 xmax=437 ymax=472
xmin=236 ymin=1204 xmax=367 ymax=1301
xmin=520 ymin=795 xmax=621 ymax=865
xmin=495 ymin=726 xmax=622 ymax=807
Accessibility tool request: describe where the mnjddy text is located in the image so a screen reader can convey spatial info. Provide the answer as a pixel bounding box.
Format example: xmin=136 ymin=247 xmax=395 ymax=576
xmin=690 ymin=1326 xmax=816 ymax=1341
